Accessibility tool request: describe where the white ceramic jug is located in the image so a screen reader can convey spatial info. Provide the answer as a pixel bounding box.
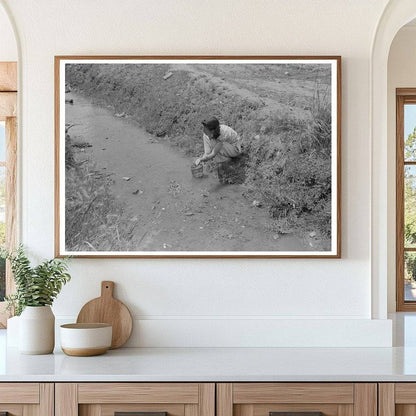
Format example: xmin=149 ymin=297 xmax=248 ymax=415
xmin=19 ymin=306 xmax=55 ymax=354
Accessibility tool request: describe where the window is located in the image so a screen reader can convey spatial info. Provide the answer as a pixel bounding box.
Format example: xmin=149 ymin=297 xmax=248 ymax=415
xmin=0 ymin=62 xmax=17 ymax=327
xmin=0 ymin=121 xmax=5 ymax=300
xmin=396 ymin=89 xmax=416 ymax=310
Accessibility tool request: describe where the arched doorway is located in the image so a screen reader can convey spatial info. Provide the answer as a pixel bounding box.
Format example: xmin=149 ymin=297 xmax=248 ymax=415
xmin=371 ymin=0 xmax=416 ymax=319
xmin=0 ymin=0 xmax=19 ymax=327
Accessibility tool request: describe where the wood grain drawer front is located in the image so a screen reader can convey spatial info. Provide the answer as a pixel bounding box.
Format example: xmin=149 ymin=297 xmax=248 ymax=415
xmin=233 ymin=384 xmax=354 ymax=404
xmin=57 ymin=383 xmax=215 ymax=416
xmin=0 ymin=383 xmax=53 ymax=416
xmin=379 ymin=383 xmax=416 ymax=416
xmin=218 ymin=384 xmax=376 ymax=416
xmin=0 ymin=383 xmax=39 ymax=404
xmin=78 ymin=383 xmax=200 ymax=404
xmin=395 ymin=384 xmax=416 ymax=404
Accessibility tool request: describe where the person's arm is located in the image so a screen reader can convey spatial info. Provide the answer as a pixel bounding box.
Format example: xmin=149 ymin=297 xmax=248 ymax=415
xmin=202 ymin=133 xmax=211 ymax=155
xmin=199 ymin=141 xmax=223 ymax=163
xmin=195 ymin=133 xmax=217 ymax=165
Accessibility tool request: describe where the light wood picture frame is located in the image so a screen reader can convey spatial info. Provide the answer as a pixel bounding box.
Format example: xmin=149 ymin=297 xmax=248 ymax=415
xmin=55 ymin=56 xmax=341 ymax=258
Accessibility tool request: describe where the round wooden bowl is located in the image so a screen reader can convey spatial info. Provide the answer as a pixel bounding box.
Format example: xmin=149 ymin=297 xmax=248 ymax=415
xmin=60 ymin=323 xmax=112 ymax=357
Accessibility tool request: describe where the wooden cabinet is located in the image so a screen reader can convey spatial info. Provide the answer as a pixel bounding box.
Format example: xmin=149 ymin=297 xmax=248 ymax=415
xmin=0 ymin=381 xmax=388 ymax=416
xmin=0 ymin=383 xmax=53 ymax=416
xmin=379 ymin=383 xmax=416 ymax=416
xmin=55 ymin=383 xmax=215 ymax=416
xmin=217 ymin=383 xmax=377 ymax=416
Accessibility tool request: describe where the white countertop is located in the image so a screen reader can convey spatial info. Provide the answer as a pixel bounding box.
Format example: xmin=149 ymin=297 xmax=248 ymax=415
xmin=1 ymin=328 xmax=416 ymax=382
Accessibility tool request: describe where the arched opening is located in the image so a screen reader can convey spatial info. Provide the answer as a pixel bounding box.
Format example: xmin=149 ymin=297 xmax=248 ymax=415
xmin=0 ymin=0 xmax=19 ymax=327
xmin=387 ymin=19 xmax=416 ymax=314
xmin=371 ymin=1 xmax=416 ymax=320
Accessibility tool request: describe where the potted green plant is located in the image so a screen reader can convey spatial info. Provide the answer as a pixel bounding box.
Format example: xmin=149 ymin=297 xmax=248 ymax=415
xmin=1 ymin=245 xmax=71 ymax=354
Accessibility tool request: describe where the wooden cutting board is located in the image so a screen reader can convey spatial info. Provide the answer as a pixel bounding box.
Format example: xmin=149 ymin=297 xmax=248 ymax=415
xmin=76 ymin=281 xmax=133 ymax=349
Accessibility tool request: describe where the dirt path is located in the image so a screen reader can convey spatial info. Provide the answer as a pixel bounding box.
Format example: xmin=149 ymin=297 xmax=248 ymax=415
xmin=66 ymin=92 xmax=312 ymax=252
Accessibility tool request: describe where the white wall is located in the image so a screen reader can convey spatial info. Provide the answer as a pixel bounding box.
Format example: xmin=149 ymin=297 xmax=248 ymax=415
xmin=0 ymin=0 xmax=393 ymax=346
xmin=387 ymin=25 xmax=416 ymax=312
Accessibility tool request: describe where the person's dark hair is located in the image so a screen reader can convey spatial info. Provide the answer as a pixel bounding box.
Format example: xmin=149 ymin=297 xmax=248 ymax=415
xmin=211 ymin=125 xmax=220 ymax=139
xmin=202 ymin=117 xmax=221 ymax=139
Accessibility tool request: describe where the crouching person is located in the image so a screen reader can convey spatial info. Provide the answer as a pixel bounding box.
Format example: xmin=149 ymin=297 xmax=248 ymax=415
xmin=194 ymin=117 xmax=242 ymax=181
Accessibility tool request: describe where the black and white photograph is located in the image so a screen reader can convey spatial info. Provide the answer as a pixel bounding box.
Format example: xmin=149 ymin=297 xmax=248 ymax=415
xmin=55 ymin=57 xmax=341 ymax=257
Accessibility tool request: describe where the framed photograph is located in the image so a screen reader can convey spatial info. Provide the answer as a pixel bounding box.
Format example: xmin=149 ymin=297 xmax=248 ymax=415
xmin=55 ymin=56 xmax=341 ymax=258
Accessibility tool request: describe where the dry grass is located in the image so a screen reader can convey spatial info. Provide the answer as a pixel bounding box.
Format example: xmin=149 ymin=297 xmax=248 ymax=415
xmin=65 ymin=135 xmax=137 ymax=251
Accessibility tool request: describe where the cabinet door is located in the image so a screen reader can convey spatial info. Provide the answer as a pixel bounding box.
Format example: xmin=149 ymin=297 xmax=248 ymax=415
xmin=217 ymin=383 xmax=377 ymax=416
xmin=379 ymin=383 xmax=416 ymax=416
xmin=56 ymin=383 xmax=215 ymax=416
xmin=0 ymin=383 xmax=53 ymax=416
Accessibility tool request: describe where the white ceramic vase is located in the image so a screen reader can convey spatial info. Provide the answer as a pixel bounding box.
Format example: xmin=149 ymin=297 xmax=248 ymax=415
xmin=19 ymin=306 xmax=55 ymax=354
